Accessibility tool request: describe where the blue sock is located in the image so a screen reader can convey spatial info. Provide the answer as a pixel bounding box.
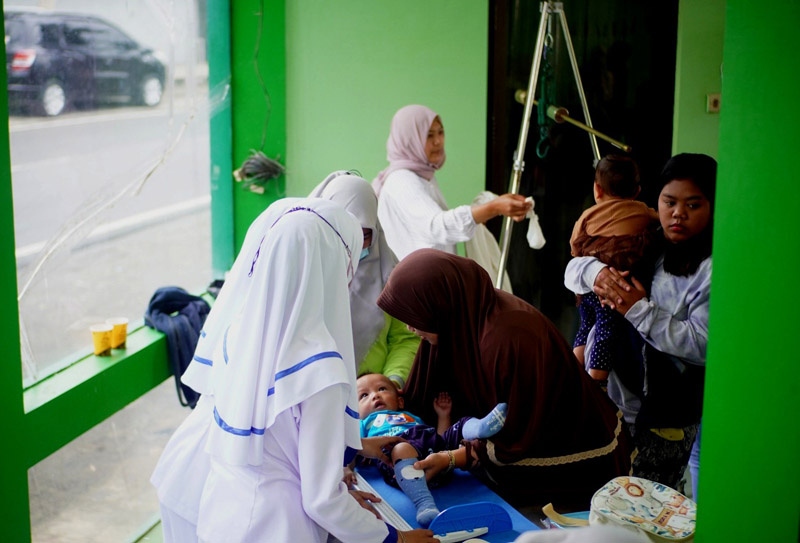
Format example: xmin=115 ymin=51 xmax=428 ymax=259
xmin=462 ymin=402 xmax=508 ymax=440
xmin=394 ymin=458 xmax=439 ymax=527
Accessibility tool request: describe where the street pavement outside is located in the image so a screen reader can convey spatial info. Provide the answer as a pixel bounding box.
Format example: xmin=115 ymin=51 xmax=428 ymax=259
xmin=29 ymin=379 xmax=188 ymax=543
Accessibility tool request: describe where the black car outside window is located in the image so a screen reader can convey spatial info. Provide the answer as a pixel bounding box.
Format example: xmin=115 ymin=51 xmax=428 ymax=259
xmin=100 ymin=23 xmax=134 ymax=51
xmin=64 ymin=22 xmax=91 ymax=47
xmin=81 ymin=21 xmax=122 ymax=51
xmin=4 ymin=18 xmax=37 ymax=47
xmin=39 ymin=23 xmax=62 ymax=50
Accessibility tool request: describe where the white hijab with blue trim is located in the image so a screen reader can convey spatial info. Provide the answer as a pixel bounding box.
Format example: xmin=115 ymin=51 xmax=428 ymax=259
xmin=182 ymin=197 xmax=363 ymax=466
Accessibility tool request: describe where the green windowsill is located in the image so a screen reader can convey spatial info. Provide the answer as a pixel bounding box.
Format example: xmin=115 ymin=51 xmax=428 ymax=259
xmin=128 ymin=513 xmax=163 ymax=543
xmin=23 ymin=324 xmax=168 ymax=413
xmin=21 ymin=324 xmax=172 ymax=468
xmin=20 ymin=291 xmax=215 ymax=468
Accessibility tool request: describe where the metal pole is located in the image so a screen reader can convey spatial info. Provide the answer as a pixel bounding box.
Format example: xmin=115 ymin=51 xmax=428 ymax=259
xmin=556 ymin=111 xmax=632 ymax=152
xmin=514 ymin=90 xmax=632 ymax=152
xmin=556 ymin=5 xmax=601 ymax=163
xmin=495 ymin=2 xmax=551 ymax=289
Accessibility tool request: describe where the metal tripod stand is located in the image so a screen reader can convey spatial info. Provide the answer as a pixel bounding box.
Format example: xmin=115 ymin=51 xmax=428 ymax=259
xmin=495 ymin=1 xmax=628 ymax=289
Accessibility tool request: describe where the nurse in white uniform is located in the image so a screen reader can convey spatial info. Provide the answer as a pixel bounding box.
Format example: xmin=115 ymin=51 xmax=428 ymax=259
xmin=152 ymin=197 xmax=437 ymax=543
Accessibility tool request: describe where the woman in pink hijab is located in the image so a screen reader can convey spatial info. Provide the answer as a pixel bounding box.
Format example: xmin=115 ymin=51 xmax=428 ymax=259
xmin=373 ymin=104 xmax=531 ymax=260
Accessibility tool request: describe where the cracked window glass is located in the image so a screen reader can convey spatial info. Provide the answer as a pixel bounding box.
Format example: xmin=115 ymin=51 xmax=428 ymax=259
xmin=6 ymin=0 xmax=213 ymax=385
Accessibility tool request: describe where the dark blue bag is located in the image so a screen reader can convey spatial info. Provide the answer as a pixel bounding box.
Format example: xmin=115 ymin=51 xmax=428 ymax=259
xmin=144 ymin=286 xmax=210 ymax=409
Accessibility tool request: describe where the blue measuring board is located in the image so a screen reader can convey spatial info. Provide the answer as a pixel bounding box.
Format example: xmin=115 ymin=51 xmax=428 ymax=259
xmin=357 ymin=464 xmax=540 ymax=542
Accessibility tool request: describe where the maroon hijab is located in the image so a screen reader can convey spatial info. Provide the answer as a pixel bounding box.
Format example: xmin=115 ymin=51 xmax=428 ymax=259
xmin=377 ymin=249 xmax=626 ymax=465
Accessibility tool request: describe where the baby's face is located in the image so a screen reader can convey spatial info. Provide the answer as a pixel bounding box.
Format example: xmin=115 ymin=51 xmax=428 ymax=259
xmin=357 ymin=374 xmax=402 ymax=418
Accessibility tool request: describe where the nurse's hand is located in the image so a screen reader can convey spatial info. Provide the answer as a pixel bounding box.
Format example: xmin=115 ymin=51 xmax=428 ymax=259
xmin=348 ymin=489 xmax=382 ymax=519
xmin=342 ymin=466 xmax=357 ymax=488
xmin=400 ymin=529 xmax=439 ymax=542
xmin=360 ymin=435 xmax=405 ymax=466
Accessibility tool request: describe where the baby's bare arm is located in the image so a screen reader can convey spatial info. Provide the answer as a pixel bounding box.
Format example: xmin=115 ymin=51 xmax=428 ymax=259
xmin=433 ymin=392 xmax=452 ymax=435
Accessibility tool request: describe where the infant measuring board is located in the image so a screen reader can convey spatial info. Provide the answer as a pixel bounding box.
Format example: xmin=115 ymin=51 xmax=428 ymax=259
xmin=355 ymin=465 xmax=539 ymax=542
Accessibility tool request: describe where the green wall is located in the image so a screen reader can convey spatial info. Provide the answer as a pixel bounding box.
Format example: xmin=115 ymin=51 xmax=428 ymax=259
xmin=699 ymin=1 xmax=800 ymax=541
xmin=231 ymin=0 xmax=287 ymax=250
xmin=672 ymin=0 xmax=725 ymax=157
xmin=283 ymin=0 xmax=489 ymax=208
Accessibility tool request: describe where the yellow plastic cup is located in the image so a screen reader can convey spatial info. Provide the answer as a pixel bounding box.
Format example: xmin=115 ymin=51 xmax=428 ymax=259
xmin=107 ymin=317 xmax=129 ymax=349
xmin=90 ymin=324 xmax=113 ymax=356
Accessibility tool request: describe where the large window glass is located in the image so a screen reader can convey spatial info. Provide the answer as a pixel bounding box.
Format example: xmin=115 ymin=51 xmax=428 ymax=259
xmin=6 ymin=0 xmax=211 ymax=384
xmin=28 ymin=380 xmax=188 ymax=542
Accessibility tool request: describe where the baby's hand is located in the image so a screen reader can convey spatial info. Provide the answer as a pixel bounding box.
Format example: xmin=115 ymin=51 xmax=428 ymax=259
xmin=433 ymin=392 xmax=452 ymax=417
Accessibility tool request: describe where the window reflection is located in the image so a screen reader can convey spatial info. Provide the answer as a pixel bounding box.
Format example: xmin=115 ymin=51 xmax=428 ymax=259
xmin=6 ymin=0 xmax=212 ymax=385
xmin=6 ymin=10 xmax=167 ymax=115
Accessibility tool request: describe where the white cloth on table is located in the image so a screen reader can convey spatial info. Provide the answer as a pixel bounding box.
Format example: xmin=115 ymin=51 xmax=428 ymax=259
xmin=377 ymin=168 xmax=476 ymax=260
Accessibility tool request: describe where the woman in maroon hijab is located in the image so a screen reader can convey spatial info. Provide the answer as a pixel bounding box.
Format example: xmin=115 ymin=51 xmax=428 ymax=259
xmin=377 ymin=249 xmax=631 ymax=508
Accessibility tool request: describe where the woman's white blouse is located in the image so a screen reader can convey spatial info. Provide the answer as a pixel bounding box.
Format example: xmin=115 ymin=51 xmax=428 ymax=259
xmin=378 ymin=169 xmax=476 ymax=260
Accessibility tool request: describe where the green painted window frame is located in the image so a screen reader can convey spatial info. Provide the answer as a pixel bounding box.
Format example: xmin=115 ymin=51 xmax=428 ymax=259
xmin=0 ymin=0 xmax=291 ymax=539
xmin=1 ymin=0 xmax=288 ymax=536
